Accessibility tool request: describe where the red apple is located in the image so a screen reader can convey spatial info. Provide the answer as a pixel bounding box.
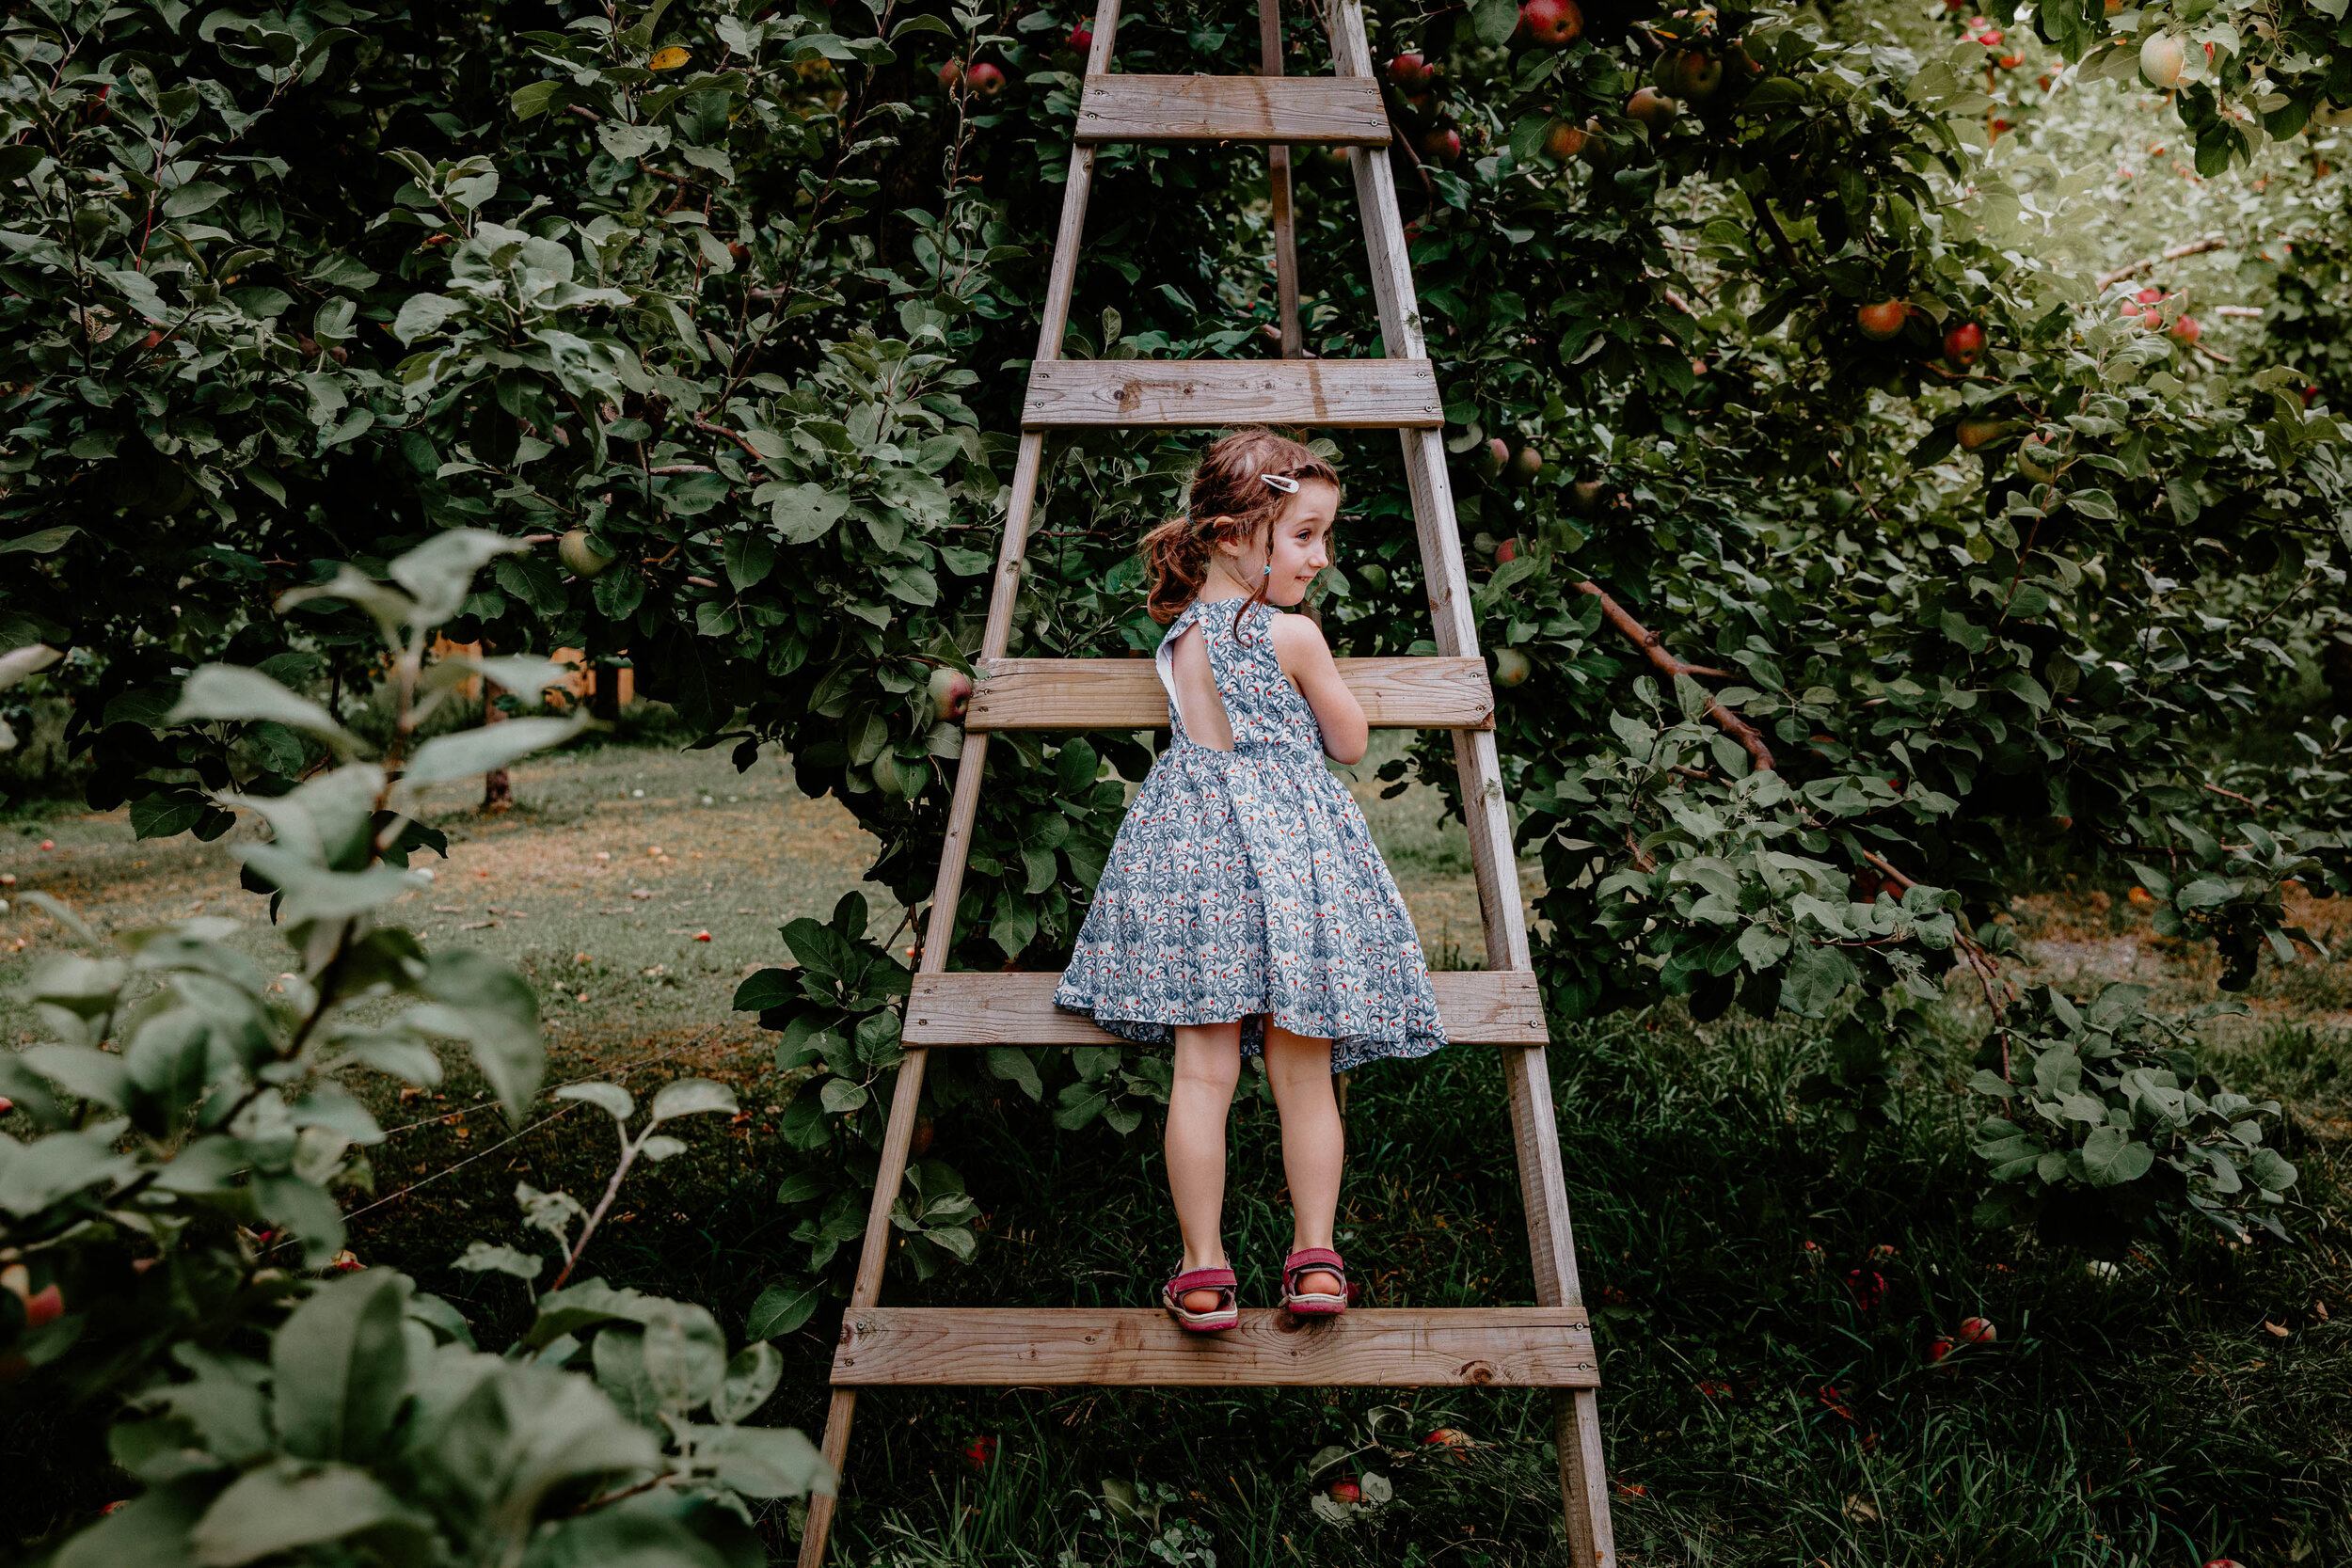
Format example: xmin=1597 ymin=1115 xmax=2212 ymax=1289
xmin=1929 ymin=1334 xmax=1956 ymax=1363
xmin=1856 ymin=300 xmax=1908 ymax=341
xmin=1424 ymin=1427 xmax=1474 ymax=1448
xmin=2135 ymin=286 xmax=2165 ymax=304
xmin=909 ymin=1115 xmax=935 ymax=1158
xmin=1544 ymin=119 xmax=1588 ymax=159
xmin=1327 ymin=1476 xmax=1363 ymax=1504
xmin=1567 ymin=480 xmax=1605 ymax=514
xmin=1508 ymin=445 xmax=1544 ymax=483
xmin=2169 ymin=314 xmax=2201 ymax=345
xmin=929 ymin=666 xmax=974 ymax=721
xmin=1518 ymin=0 xmax=1582 ymax=47
xmin=2140 ymin=34 xmax=2186 ymax=88
xmin=1421 ymin=127 xmax=1462 ymax=164
xmin=963 ymin=1434 xmax=997 ymax=1470
xmin=2140 ymin=309 xmax=2163 ymax=328
xmin=1068 ymin=24 xmax=1091 ymax=51
xmin=1665 ymin=51 xmax=1724 ymax=101
xmin=1943 ymin=321 xmax=1985 ymax=367
xmin=1387 ymin=52 xmax=1432 ymax=89
xmin=1958 ymin=1315 xmax=1997 ymax=1344
xmin=1955 ymin=415 xmax=2009 ymax=451
xmin=1473 ymin=436 xmax=1509 ymax=480
xmin=1627 ymin=87 xmax=1678 ymax=130
xmin=966 ymin=61 xmax=1005 ymax=97
xmin=937 ymin=59 xmax=963 ymax=90
xmin=1492 ymin=647 xmax=1533 ymax=687
xmin=1495 ymin=536 xmax=1518 ymax=564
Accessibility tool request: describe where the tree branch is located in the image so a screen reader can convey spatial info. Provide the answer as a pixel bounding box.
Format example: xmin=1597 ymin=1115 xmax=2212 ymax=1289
xmin=2094 ymin=235 xmax=2225 ymax=291
xmin=1572 ymin=580 xmax=1775 ymax=771
xmin=691 ymin=417 xmax=764 ymax=461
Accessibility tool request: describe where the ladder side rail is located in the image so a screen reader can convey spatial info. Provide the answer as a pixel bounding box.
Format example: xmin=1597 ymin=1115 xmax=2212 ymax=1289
xmin=799 ymin=6 xmax=1125 ymax=1561
xmin=1261 ymin=0 xmax=1303 ymax=357
xmin=1328 ymin=3 xmax=1617 ymax=1561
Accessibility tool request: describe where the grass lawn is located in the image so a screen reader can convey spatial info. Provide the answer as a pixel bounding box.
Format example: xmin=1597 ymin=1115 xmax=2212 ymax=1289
xmin=5 ymin=736 xmax=2351 ymax=1564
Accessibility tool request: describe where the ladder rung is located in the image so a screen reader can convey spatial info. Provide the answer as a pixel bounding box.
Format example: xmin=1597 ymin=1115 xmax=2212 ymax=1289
xmin=833 ymin=1307 xmax=1597 ymax=1387
xmin=968 ymin=656 xmax=1491 ymax=732
xmin=1074 ymin=73 xmax=1391 ymax=145
xmin=1023 ymin=359 xmax=1441 ymax=429
xmin=903 ymin=971 xmax=1546 ymax=1047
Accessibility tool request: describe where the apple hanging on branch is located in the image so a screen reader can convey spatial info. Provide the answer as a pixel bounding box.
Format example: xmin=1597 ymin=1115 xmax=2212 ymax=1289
xmin=1517 ymin=0 xmax=1582 ymax=48
xmin=1943 ymin=321 xmax=1985 ymax=368
xmin=929 ymin=666 xmax=974 ymax=722
xmin=1626 ymin=87 xmax=1678 ymax=130
xmin=1856 ymin=299 xmax=1910 ymax=341
xmin=559 ymin=529 xmax=618 ymax=578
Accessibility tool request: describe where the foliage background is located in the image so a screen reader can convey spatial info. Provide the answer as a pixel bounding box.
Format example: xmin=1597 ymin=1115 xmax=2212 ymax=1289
xmin=10 ymin=0 xmax=2352 ymax=1554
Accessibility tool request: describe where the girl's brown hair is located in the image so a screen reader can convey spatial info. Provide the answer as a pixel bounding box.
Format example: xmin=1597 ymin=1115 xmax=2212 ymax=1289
xmin=1140 ymin=428 xmax=1340 ymax=628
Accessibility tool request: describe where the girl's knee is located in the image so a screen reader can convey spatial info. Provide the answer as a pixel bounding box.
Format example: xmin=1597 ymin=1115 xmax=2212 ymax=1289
xmin=1170 ymin=1038 xmax=1243 ymax=1093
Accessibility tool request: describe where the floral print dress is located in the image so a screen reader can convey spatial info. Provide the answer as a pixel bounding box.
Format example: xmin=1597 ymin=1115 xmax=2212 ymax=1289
xmin=1053 ymin=597 xmax=1448 ymax=1073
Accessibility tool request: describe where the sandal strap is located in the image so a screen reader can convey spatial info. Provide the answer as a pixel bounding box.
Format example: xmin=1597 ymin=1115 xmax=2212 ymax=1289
xmin=1167 ymin=1266 xmax=1236 ymax=1294
xmin=1283 ymin=1248 xmax=1345 ymax=1286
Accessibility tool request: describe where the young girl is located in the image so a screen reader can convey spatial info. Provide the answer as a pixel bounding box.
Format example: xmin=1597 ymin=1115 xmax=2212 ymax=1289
xmin=1053 ymin=428 xmax=1447 ymax=1332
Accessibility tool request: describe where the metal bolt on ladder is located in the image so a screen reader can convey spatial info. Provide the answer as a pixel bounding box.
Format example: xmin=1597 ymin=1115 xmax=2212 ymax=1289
xmin=796 ymin=0 xmax=1617 ymax=1560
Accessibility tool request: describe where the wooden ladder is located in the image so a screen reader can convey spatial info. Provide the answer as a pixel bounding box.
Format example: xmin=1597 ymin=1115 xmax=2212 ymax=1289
xmin=797 ymin=0 xmax=1616 ymax=1560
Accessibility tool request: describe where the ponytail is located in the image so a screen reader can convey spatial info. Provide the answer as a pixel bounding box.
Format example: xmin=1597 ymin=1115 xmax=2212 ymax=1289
xmin=1139 ymin=428 xmax=1341 ymax=628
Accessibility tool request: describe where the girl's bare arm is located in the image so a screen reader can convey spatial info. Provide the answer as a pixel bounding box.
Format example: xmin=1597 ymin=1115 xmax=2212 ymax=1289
xmin=1272 ymin=614 xmax=1368 ymax=764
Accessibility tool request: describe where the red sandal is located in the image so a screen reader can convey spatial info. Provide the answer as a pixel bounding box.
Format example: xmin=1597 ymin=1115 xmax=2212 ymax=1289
xmin=1161 ymin=1265 xmax=1239 ymax=1333
xmin=1281 ymin=1247 xmax=1348 ymax=1317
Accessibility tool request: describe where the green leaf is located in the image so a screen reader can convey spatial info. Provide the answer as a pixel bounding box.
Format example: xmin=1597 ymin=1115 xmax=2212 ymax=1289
xmin=510 ymin=78 xmax=562 ymax=119
xmin=1470 ymin=0 xmax=1518 ymax=46
xmin=168 ymin=666 xmax=360 ymax=756
xmin=2079 ymin=1124 xmax=2153 ymax=1187
xmin=407 ymin=947 xmax=544 ymax=1121
xmin=725 ymin=529 xmax=778 ymax=590
xmin=405 ymin=714 xmax=589 ymax=784
xmin=767 ymin=482 xmax=850 ymax=544
xmin=984 ymin=1044 xmax=1044 ymax=1102
xmin=389 ymin=292 xmax=467 ymax=345
xmin=455 ymin=1241 xmax=548 ymax=1279
xmin=640 ymin=1300 xmax=728 ymax=1413
xmin=0 ymin=1129 xmax=137 ymax=1214
xmin=746 ymin=1278 xmax=822 ymax=1339
xmin=271 ymin=1270 xmax=411 ymax=1464
xmin=701 ymin=1423 xmax=834 ymax=1498
xmin=648 ymin=1077 xmax=738 ymax=1122
xmin=557 ymin=1082 xmax=635 ymax=1121
xmin=712 ymin=1340 xmax=783 ymax=1422
xmin=389 ymin=530 xmax=529 ymax=623
xmin=733 ymin=968 xmax=798 ymax=1011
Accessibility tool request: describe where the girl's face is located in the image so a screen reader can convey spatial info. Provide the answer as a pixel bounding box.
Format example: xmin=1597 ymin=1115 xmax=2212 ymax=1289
xmin=1219 ymin=479 xmax=1339 ymax=607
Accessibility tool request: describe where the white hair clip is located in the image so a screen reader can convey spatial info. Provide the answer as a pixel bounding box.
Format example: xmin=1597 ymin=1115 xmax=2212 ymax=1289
xmin=1260 ymin=473 xmax=1301 ymax=494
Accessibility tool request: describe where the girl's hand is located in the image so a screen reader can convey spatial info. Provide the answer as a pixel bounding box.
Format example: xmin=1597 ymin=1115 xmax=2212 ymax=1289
xmin=1270 ymin=612 xmax=1368 ymax=765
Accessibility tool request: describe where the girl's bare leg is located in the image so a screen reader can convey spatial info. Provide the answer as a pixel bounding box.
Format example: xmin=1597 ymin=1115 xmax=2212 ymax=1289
xmin=1167 ymin=1020 xmax=1244 ymax=1311
xmin=1263 ymin=1022 xmax=1343 ymax=1297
